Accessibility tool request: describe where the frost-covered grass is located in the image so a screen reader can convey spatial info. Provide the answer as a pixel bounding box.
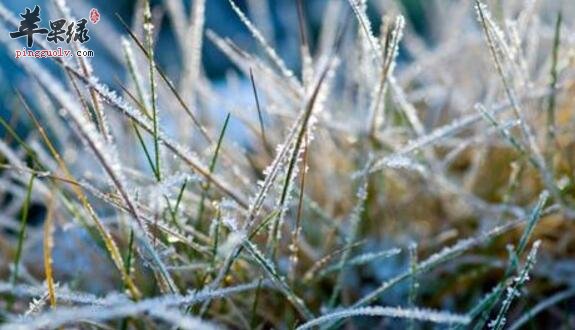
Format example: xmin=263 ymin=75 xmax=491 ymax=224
xmin=0 ymin=0 xmax=575 ymax=329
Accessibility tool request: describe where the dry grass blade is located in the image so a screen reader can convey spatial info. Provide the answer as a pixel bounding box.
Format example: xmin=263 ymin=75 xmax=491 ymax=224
xmin=16 ymin=92 xmax=142 ymax=299
xmin=42 ymin=195 xmax=56 ymax=308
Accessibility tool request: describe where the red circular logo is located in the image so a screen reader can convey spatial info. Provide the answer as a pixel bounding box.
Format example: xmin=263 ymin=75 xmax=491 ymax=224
xmin=89 ymin=8 xmax=100 ymax=24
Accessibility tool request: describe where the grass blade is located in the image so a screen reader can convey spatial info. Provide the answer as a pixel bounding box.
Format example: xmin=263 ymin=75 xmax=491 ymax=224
xmin=197 ymin=113 xmax=231 ymax=223
xmin=11 ymin=174 xmax=35 ymax=284
xmin=43 ymin=195 xmax=56 ymax=308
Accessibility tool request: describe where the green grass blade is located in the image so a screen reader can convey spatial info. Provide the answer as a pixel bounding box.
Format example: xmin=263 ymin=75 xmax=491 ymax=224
xmin=11 ymin=174 xmax=35 ymax=284
xmin=197 ymin=113 xmax=231 ymax=223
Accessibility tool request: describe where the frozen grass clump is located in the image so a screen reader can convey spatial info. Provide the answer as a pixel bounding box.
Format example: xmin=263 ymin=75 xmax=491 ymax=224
xmin=1 ymin=0 xmax=575 ymax=328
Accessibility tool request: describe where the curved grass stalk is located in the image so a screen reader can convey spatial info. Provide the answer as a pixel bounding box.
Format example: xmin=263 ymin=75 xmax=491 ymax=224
xmin=297 ymin=306 xmax=470 ymax=330
xmin=2 ymin=281 xmax=264 ymax=329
